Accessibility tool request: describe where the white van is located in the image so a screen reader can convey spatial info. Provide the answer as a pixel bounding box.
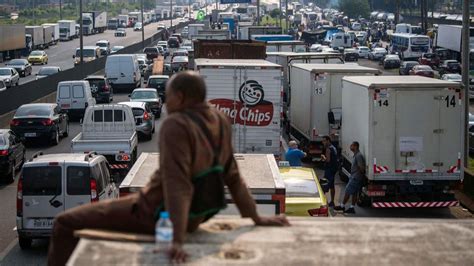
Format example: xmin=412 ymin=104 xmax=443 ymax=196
xmin=16 ymin=152 xmax=119 ymax=249
xmin=56 ymin=80 xmax=96 ymax=118
xmin=105 ymin=54 xmax=141 ymax=92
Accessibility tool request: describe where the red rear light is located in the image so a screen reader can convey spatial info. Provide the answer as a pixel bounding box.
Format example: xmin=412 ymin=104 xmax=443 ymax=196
xmin=143 ymin=112 xmax=150 ymax=120
xmin=308 ymin=205 xmax=329 ymax=217
xmin=17 ymin=178 xmax=23 ymax=217
xmin=0 ymin=150 xmax=8 ymax=156
xmin=90 ymin=179 xmax=98 ymax=203
xmin=10 ymin=119 xmax=20 ymax=127
xmin=42 ymin=119 xmax=54 ymax=126
xmin=103 ymin=85 xmax=110 ymax=92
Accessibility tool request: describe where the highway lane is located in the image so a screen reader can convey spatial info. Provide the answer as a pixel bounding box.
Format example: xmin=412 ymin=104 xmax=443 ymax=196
xmin=0 ymin=92 xmax=161 ymax=265
xmin=0 ymin=18 xmax=185 ymax=86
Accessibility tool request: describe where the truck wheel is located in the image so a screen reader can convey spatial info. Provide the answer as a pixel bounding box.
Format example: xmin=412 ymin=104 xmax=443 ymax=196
xmin=357 ymin=192 xmax=372 ymax=208
xmin=51 ymin=128 xmax=59 ymax=146
xmin=19 ymin=237 xmax=32 ymax=249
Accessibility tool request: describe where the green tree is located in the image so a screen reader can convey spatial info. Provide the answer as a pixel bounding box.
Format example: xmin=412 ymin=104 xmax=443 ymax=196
xmin=338 ymin=0 xmax=370 ymax=19
xmin=270 ymin=8 xmax=281 ymax=19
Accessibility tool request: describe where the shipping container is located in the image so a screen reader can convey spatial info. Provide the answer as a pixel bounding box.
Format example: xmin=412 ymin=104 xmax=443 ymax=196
xmin=239 ymin=26 xmax=282 ymax=40
xmin=42 ymin=25 xmax=54 ymax=47
xmin=193 ymin=40 xmax=266 ymax=59
xmin=195 ymin=59 xmax=282 ymax=157
xmin=119 ymin=153 xmax=286 ymax=215
xmin=341 ymin=76 xmax=463 ymax=208
xmin=289 ymin=64 xmax=380 ymax=159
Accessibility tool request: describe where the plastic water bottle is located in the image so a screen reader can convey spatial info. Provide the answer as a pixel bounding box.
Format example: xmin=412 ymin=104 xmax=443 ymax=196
xmin=155 ymin=211 xmax=173 ymax=249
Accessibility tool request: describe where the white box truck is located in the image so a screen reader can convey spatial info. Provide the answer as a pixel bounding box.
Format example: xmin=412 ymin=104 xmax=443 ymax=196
xmin=42 ymin=23 xmax=60 ymax=44
xmin=265 ymin=40 xmax=307 ymax=53
xmin=289 ymin=64 xmax=380 ymax=159
xmin=195 ymin=59 xmax=283 ymax=157
xmin=341 ymin=76 xmax=463 ymax=208
xmin=119 ymin=153 xmax=286 ymax=215
xmin=58 ymin=20 xmax=77 ymax=41
xmin=188 ymin=24 xmax=205 ymax=39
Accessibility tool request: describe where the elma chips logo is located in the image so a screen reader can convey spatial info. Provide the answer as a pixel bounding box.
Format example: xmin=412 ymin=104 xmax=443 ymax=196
xmin=210 ymin=80 xmax=274 ymax=126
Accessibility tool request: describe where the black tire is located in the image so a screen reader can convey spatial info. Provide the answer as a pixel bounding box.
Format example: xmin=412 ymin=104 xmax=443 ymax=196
xmin=62 ymin=123 xmax=69 ymax=137
xmin=51 ymin=128 xmax=59 ymax=146
xmin=357 ymin=192 xmax=372 ymax=208
xmin=5 ymin=162 xmax=15 ymax=184
xmin=18 ymin=237 xmax=32 ymax=249
xmin=146 ymin=133 xmax=153 ymax=140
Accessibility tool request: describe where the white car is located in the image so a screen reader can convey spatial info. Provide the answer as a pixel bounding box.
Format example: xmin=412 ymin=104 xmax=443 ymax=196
xmin=356 ymin=46 xmax=370 ymax=58
xmin=0 ymin=67 xmax=20 ymax=87
xmin=36 ymin=66 xmax=61 ymax=80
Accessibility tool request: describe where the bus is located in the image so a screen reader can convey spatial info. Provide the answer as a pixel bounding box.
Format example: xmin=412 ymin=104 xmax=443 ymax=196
xmin=395 ymin=23 xmax=423 ymax=35
xmin=389 ymin=33 xmax=430 ymax=60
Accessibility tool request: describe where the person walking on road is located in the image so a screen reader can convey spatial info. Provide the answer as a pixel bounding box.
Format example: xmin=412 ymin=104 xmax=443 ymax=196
xmin=47 ymin=71 xmax=290 ymax=266
xmin=285 ymin=140 xmax=306 ymax=166
xmin=321 ymin=136 xmax=338 ymax=207
xmin=334 ymin=141 xmax=366 ymax=214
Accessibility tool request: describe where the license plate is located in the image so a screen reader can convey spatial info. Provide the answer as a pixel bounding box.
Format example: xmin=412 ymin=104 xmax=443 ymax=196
xmin=31 ymin=218 xmax=53 ymax=229
xmin=24 ymin=133 xmax=36 ymax=137
xmin=410 ymin=180 xmax=424 ymax=186
xmin=61 ymin=104 xmax=70 ymax=108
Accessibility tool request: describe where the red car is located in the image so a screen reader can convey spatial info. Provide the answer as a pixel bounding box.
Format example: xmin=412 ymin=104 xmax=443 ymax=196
xmin=409 ymin=65 xmax=435 ymax=78
xmin=418 ymin=53 xmax=440 ymax=68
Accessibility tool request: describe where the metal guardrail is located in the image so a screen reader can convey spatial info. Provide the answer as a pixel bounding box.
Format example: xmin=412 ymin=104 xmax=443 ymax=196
xmin=0 ymin=22 xmax=189 ymax=116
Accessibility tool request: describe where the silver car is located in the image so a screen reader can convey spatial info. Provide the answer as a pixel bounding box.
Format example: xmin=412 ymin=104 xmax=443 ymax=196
xmin=0 ymin=67 xmax=20 ymax=87
xmin=118 ymin=101 xmax=155 ymax=140
xmin=129 ymin=88 xmax=162 ymax=117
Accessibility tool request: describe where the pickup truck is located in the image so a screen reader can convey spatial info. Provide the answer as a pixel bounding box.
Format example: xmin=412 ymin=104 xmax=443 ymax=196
xmin=119 ymin=153 xmax=286 ymax=215
xmin=71 ymin=104 xmax=138 ymax=176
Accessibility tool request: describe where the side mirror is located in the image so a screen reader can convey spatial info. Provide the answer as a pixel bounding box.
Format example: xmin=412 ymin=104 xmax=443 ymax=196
xmin=328 ymin=111 xmax=336 ymax=124
xmin=72 ymin=55 xmax=75 ymax=59
xmin=128 ymin=94 xmax=131 ymax=97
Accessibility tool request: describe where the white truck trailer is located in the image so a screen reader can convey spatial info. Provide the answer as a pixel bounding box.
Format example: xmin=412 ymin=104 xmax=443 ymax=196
xmin=341 ymin=76 xmax=463 ymax=208
xmin=265 ymin=40 xmax=307 ymax=53
xmin=58 ymin=20 xmax=77 ymax=41
xmin=42 ymin=23 xmax=60 ymax=45
xmin=119 ymin=153 xmax=286 ymax=215
xmin=195 ymin=59 xmax=282 ymax=157
xmin=290 ymin=64 xmax=380 ymax=159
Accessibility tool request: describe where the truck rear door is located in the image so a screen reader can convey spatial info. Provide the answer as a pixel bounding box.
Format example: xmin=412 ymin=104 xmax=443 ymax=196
xmin=438 ymin=88 xmax=463 ymax=174
xmin=395 ymin=90 xmax=440 ymax=172
xmin=22 ymin=164 xmax=64 ymax=231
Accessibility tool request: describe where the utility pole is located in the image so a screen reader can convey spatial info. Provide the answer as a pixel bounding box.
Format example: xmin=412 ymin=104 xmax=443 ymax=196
xmin=462 ymin=0 xmax=470 ymax=167
xmin=285 ymin=0 xmax=288 ymax=32
xmin=141 ymin=0 xmax=145 ymax=49
xmin=79 ymin=0 xmax=83 ymax=66
xmin=60 ymin=0 xmax=63 ymax=20
xmin=33 ymin=0 xmax=36 ymax=25
xmin=257 ymin=0 xmax=260 ymax=26
xmin=170 ymin=0 xmax=173 ymax=30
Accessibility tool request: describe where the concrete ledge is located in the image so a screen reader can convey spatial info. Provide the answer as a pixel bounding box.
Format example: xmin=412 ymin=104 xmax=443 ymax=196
xmin=68 ymin=217 xmax=474 ymax=265
xmin=0 ymin=92 xmax=56 ymax=128
xmin=456 ymin=190 xmax=474 ymax=213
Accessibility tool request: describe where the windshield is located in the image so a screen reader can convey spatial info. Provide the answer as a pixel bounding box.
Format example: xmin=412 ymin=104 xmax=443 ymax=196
xmin=38 ymin=68 xmax=59 ymax=75
xmin=76 ymin=49 xmax=96 ymax=57
xmin=15 ymin=105 xmax=51 ymax=117
xmin=30 ymin=51 xmax=43 ymax=56
xmin=0 ymin=135 xmax=5 ymax=145
xmin=417 ymin=66 xmax=432 ymax=71
xmin=131 ymin=91 xmax=158 ymax=99
xmin=0 ymin=69 xmax=11 ymax=75
xmin=96 ymin=42 xmax=107 ymax=47
xmin=23 ymin=166 xmax=62 ymax=196
xmin=148 ymin=78 xmax=167 ymax=87
xmin=8 ymin=59 xmax=25 ymax=65
xmin=284 ymin=178 xmax=319 ymax=198
xmin=135 ymin=22 xmax=142 ymax=27
xmin=112 ymin=46 xmax=123 ymax=51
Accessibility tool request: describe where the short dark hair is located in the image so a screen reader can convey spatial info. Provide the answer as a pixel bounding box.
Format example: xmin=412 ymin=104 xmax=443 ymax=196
xmin=352 ymin=141 xmax=360 ymax=148
xmin=323 ymin=135 xmax=331 ymax=142
xmin=167 ymin=71 xmax=206 ymax=103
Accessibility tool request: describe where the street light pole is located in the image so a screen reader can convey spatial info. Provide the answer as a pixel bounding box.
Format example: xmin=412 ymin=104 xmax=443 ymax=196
xmin=462 ymin=0 xmax=470 ymax=166
xmin=59 ymin=0 xmax=62 ymax=20
xmin=170 ymin=0 xmax=173 ymax=30
xmin=257 ymin=0 xmax=260 ymax=26
xmin=79 ymin=0 xmax=83 ymax=66
xmin=141 ymin=0 xmax=145 ymax=49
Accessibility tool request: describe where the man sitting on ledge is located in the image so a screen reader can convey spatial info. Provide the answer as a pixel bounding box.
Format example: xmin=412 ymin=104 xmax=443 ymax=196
xmin=47 ymin=71 xmax=290 ymax=266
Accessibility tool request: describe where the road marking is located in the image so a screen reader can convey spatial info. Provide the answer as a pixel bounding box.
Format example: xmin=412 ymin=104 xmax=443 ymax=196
xmin=0 ymin=238 xmax=18 ymax=262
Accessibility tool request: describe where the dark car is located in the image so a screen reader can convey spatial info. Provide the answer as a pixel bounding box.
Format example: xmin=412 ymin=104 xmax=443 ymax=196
xmin=84 ymin=75 xmax=113 ymax=103
xmin=147 ymin=75 xmax=169 ymax=101
xmin=418 ymin=53 xmax=440 ymax=68
xmin=439 ymin=60 xmax=461 ymax=75
xmin=0 ymin=129 xmax=25 ymax=183
xmin=399 ymin=61 xmax=419 ymax=75
xmin=5 ymin=59 xmax=32 ymax=77
xmin=10 ymin=103 xmax=69 ymax=145
xmin=343 ymin=49 xmax=359 ymax=62
xmin=383 ymin=54 xmax=401 ymax=69
xmin=143 ymin=47 xmax=160 ymax=60
xmin=409 ymin=65 xmax=435 ymax=78
xmin=167 ymin=37 xmax=180 ymax=49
